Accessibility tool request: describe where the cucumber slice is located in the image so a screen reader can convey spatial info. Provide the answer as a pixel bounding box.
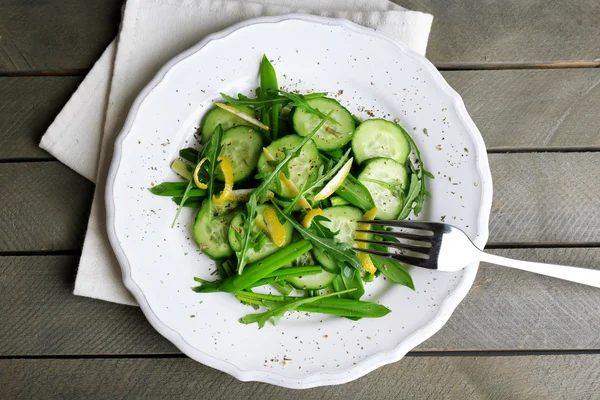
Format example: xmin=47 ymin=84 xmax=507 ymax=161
xmin=217 ymin=125 xmax=263 ymax=182
xmin=289 ymin=250 xmax=318 ymax=267
xmin=352 ymin=119 xmax=410 ymax=164
xmin=287 ymin=268 xmax=337 ymax=290
xmin=292 ymin=98 xmax=355 ymax=151
xmin=256 ymin=134 xmax=322 ymax=198
xmin=227 ymin=205 xmax=294 ymax=263
xmin=193 ymin=199 xmax=237 ymax=259
xmin=201 ymin=103 xmax=255 ymax=143
xmin=358 ymin=158 xmax=408 ymax=220
xmin=312 ymin=206 xmax=363 ymax=273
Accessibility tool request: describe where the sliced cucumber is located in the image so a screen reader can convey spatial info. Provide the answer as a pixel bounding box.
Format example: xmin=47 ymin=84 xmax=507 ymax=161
xmin=193 ymin=199 xmax=237 ymax=259
xmin=292 ymin=98 xmax=355 ymax=151
xmin=352 ymin=119 xmax=410 ymax=164
xmin=358 ymin=158 xmax=408 ymax=220
xmin=227 ymin=205 xmax=294 ymax=263
xmin=256 ymin=134 xmax=322 ymax=198
xmin=312 ymin=206 xmax=363 ymax=273
xmin=289 ymin=250 xmax=318 ymax=267
xmin=201 ymin=103 xmax=255 ymax=143
xmin=287 ymin=268 xmax=337 ymax=290
xmin=217 ymin=125 xmax=263 ymax=182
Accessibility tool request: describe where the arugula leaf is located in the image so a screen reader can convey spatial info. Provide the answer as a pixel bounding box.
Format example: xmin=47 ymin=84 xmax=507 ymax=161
xmin=257 ymin=55 xmax=280 ymax=141
xmin=239 ymin=289 xmax=355 ymax=328
xmin=277 ymin=90 xmax=339 ymax=125
xmin=150 ymin=182 xmax=206 ymax=197
xmin=340 ymin=265 xmax=365 ymax=300
xmin=397 ymin=124 xmax=433 ymax=219
xmin=204 ymin=124 xmax=224 ymax=217
xmin=235 ymin=111 xmax=333 ymax=274
xmin=179 ymin=147 xmax=200 ymax=164
xmin=170 ymin=179 xmax=195 ymax=228
xmin=171 ymin=196 xmax=203 ymax=208
xmin=369 ymin=240 xmax=415 ymax=290
xmin=334 ymin=174 xmax=376 ymax=212
xmin=371 ymin=255 xmax=415 ymax=290
xmin=272 ymin=202 xmax=363 ymax=271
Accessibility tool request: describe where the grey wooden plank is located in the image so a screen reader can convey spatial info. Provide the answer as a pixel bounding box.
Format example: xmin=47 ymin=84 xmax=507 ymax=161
xmin=2 ymin=70 xmax=600 ymax=161
xmin=488 ymin=153 xmax=600 ymax=244
xmin=442 ymin=69 xmax=600 ymax=150
xmin=0 ymin=0 xmax=121 ymax=72
xmin=0 ymin=77 xmax=83 ymax=159
xmin=2 ymin=355 xmax=599 ymax=399
xmin=397 ymin=0 xmax=600 ymax=64
xmin=1 ymin=0 xmax=599 ymax=73
xmin=0 ymin=162 xmax=94 ymax=251
xmin=0 ymin=256 xmax=175 ymax=355
xmin=3 ymin=249 xmax=600 ymax=356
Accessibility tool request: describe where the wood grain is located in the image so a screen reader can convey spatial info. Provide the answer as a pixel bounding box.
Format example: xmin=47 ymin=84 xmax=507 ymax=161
xmin=3 ymin=249 xmax=600 ymax=356
xmin=443 ymin=69 xmax=600 ymax=151
xmin=1 ymin=153 xmax=598 ymax=251
xmin=0 ymin=162 xmax=93 ymax=251
xmin=1 ymin=0 xmax=599 ymax=73
xmin=0 ymin=77 xmax=83 ymax=159
xmin=2 ymin=70 xmax=600 ymax=161
xmin=398 ymin=0 xmax=600 ymax=64
xmin=0 ymin=0 xmax=121 ymax=72
xmin=488 ymin=153 xmax=600 ymax=245
xmin=2 ymin=355 xmax=600 ymax=399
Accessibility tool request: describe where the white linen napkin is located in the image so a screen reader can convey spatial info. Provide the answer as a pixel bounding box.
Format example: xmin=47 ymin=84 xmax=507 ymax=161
xmin=40 ymin=0 xmax=433 ymax=306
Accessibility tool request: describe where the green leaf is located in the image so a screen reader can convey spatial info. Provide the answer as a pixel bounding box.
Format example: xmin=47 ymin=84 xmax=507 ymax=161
xmin=238 ymin=289 xmax=356 ymax=328
xmin=171 ymin=196 xmax=203 ymax=208
xmin=235 ymin=291 xmax=391 ymax=318
xmin=371 ymin=255 xmax=415 ymax=290
xmin=150 ymin=182 xmax=206 ymax=197
xmin=259 ymin=55 xmax=278 ymax=94
xmin=340 ymin=265 xmax=365 ymax=300
xmin=334 ymin=174 xmax=376 ymax=212
xmin=179 ymin=147 xmax=200 ymax=164
xmin=396 ymin=124 xmax=433 ymax=219
xmin=278 ymin=90 xmax=339 ymax=125
xmin=204 ymin=124 xmax=224 ymax=217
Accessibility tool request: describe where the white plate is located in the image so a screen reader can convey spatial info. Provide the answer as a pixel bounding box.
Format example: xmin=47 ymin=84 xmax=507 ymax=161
xmin=106 ymin=14 xmax=493 ymax=388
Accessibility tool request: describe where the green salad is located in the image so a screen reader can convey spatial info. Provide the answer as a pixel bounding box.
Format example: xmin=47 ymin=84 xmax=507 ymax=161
xmin=150 ymin=55 xmax=432 ymax=328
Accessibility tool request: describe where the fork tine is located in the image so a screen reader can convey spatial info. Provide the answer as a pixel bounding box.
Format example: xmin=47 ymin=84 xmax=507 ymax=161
xmin=353 ymin=247 xmax=433 ymax=269
xmin=354 ymin=238 xmax=431 ymax=255
xmin=356 ymin=229 xmax=435 ymax=243
xmin=358 ymin=220 xmax=439 ymax=233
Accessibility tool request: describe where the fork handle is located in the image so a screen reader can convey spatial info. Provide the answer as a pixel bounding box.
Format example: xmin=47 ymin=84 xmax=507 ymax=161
xmin=479 ymin=251 xmax=600 ymax=288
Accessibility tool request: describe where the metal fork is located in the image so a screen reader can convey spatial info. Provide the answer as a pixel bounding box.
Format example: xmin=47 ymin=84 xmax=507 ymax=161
xmin=354 ymin=220 xmax=600 ymax=289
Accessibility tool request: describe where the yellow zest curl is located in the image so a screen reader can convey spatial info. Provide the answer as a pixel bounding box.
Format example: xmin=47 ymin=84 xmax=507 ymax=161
xmin=301 ymin=208 xmax=324 ymax=228
xmin=213 ymin=156 xmax=234 ymax=205
xmin=263 ymin=207 xmax=286 ymax=247
xmin=193 ymin=157 xmax=209 ymax=189
xmin=355 ymin=207 xmax=379 ymax=274
xmin=279 ymin=172 xmax=312 ymax=210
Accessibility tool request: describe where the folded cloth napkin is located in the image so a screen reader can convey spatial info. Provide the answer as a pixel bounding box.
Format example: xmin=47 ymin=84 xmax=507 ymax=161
xmin=40 ymin=0 xmax=433 ymax=306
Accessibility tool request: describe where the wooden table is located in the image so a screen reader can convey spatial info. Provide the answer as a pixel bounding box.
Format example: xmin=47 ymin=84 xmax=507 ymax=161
xmin=1 ymin=1 xmax=600 ymax=398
